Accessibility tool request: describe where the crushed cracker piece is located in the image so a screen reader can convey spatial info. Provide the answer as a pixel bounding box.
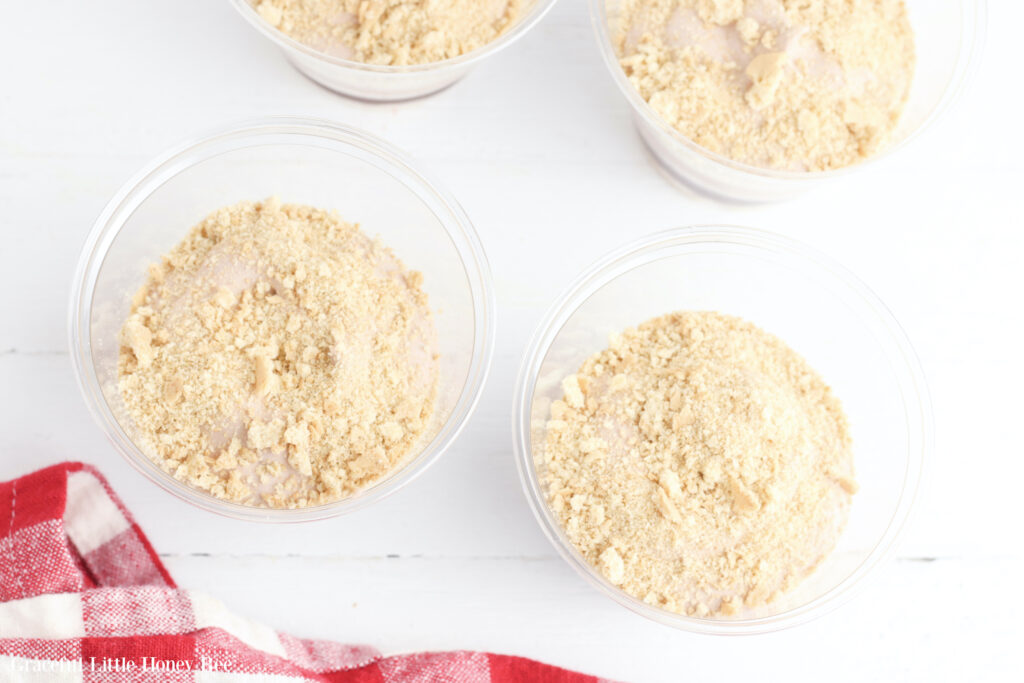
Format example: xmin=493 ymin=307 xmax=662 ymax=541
xmin=214 ymin=287 xmax=236 ymax=308
xmin=121 ymin=317 xmax=155 ymax=368
xmin=253 ymin=355 xmax=278 ymax=397
xmin=600 ymin=546 xmax=626 ymax=585
xmin=561 ymin=375 xmax=585 ymax=409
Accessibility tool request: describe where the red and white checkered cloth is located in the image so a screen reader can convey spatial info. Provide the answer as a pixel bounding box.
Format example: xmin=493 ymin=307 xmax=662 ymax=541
xmin=0 ymin=463 xmax=608 ymax=682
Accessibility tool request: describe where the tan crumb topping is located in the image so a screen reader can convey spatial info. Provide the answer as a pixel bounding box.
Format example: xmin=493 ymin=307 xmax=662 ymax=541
xmin=539 ymin=311 xmax=855 ymax=617
xmin=117 ymin=198 xmax=438 ymax=509
xmin=252 ymin=0 xmax=525 ymax=66
xmin=610 ymin=0 xmax=916 ymax=170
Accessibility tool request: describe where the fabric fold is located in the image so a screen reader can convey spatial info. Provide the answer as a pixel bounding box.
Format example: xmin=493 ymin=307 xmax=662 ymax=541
xmin=0 ymin=462 xmax=605 ymax=682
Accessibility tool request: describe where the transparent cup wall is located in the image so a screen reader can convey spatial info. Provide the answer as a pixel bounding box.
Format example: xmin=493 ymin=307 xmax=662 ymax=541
xmin=517 ymin=230 xmax=928 ymax=632
xmin=595 ymin=0 xmax=984 ymax=202
xmin=77 ymin=125 xmax=491 ymax=519
xmin=284 ymin=50 xmax=476 ymax=100
xmin=230 ymin=0 xmax=558 ymax=101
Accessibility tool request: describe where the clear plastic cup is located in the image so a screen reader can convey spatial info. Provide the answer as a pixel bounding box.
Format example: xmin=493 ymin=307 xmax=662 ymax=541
xmin=70 ymin=117 xmax=496 ymax=522
xmin=229 ymin=0 xmax=560 ymax=101
xmin=513 ymin=226 xmax=931 ymax=633
xmin=590 ymin=0 xmax=987 ymax=202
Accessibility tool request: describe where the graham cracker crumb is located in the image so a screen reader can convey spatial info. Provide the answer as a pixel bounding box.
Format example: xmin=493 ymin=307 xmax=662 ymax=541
xmin=252 ymin=0 xmax=524 ymax=66
xmin=539 ymin=311 xmax=855 ymax=617
xmin=611 ymin=0 xmax=916 ymax=170
xmin=118 ymin=198 xmax=438 ymax=509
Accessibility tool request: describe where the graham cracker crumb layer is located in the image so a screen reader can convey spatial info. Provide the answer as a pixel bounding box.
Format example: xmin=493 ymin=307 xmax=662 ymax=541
xmin=118 ymin=198 xmax=438 ymax=509
xmin=611 ymin=0 xmax=916 ymax=170
xmin=252 ymin=0 xmax=525 ymax=66
xmin=539 ymin=311 xmax=856 ymax=617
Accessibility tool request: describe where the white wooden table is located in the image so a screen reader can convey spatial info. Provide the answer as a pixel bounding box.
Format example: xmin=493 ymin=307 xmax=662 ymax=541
xmin=1 ymin=1 xmax=1019 ymax=680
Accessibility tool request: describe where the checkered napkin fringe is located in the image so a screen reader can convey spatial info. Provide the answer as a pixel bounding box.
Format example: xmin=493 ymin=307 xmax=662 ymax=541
xmin=0 ymin=462 xmax=603 ymax=682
